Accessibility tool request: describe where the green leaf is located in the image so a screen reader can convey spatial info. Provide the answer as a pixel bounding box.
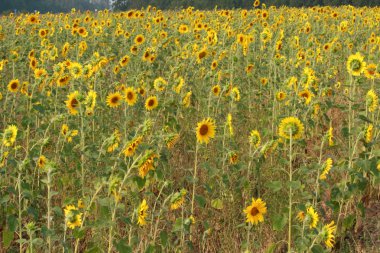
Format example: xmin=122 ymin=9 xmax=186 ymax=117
xmin=311 ymin=245 xmax=325 ymax=253
xmin=265 ymin=243 xmax=276 ymax=253
xmin=85 ymin=246 xmax=102 ymax=253
xmin=287 ymin=180 xmax=302 ymax=190
xmin=211 ymin=198 xmax=223 ymax=210
xmin=266 ymin=181 xmax=282 ymax=192
xmin=160 ymin=231 xmax=168 ymax=247
xmin=195 ymin=195 xmax=206 ymax=208
xmin=73 ymin=228 xmax=86 ymax=239
xmin=2 ymin=230 xmax=14 ymax=249
xmin=342 ymin=214 xmax=355 ymax=231
xmin=358 ymin=114 xmax=373 ymax=123
xmin=145 ymin=244 xmax=155 ymax=253
xmin=115 ymin=239 xmax=132 ymax=253
xmin=271 ymin=214 xmax=288 ymax=231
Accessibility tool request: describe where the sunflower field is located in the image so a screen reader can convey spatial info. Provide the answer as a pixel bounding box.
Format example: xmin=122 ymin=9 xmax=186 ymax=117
xmin=0 ymin=2 xmax=380 ymax=252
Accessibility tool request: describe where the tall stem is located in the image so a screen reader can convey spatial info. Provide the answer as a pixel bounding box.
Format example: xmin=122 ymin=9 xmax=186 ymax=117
xmin=190 ymin=142 xmax=199 ymax=240
xmin=288 ymin=133 xmax=293 ymax=253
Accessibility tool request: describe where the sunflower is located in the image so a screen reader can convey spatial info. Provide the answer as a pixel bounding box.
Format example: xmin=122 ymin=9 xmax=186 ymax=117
xmin=119 ymin=54 xmax=130 ymax=67
xmin=365 ymin=124 xmax=373 ymax=143
xmin=37 ymin=155 xmax=47 ymax=169
xmin=229 ymin=152 xmax=238 ymax=165
xmin=29 ymin=57 xmax=38 ymax=70
xmin=138 ymin=152 xmax=158 ymax=178
xmin=327 ymin=127 xmax=334 ymax=146
xmin=106 ymin=92 xmax=122 ymax=108
xmin=231 ymin=87 xmax=241 ymax=101
xmin=124 ymin=87 xmax=138 ymax=106
xmin=123 ymin=136 xmax=143 ymax=157
xmin=249 ymin=130 xmax=261 ymax=148
xmin=226 ymin=113 xmax=233 ymax=136
xmin=27 ymin=14 xmax=39 ymax=24
xmin=366 ymin=89 xmax=378 ymax=113
xmin=134 ymin=34 xmax=145 ymax=45
xmin=182 ymin=91 xmax=192 ymax=108
xmin=297 ymin=211 xmax=305 ymax=222
xmin=65 ymin=91 xmax=80 ymax=115
xmin=298 ymin=89 xmax=313 ymax=105
xmin=173 ymin=77 xmax=185 ymax=94
xmin=145 ymin=96 xmax=158 ymax=111
xmin=276 ymin=91 xmax=286 ymax=101
xmin=3 ymin=125 xmax=18 ymax=147
xmin=278 ymin=117 xmax=304 ymax=140
xmin=196 ymin=118 xmax=216 ymax=144
xmin=64 ymin=205 xmax=82 ymax=229
xmin=196 ymin=48 xmax=208 ymax=63
xmin=211 ymin=85 xmax=221 ymax=96
xmin=243 ymin=198 xmax=267 ymax=225
xmin=364 ymin=63 xmax=377 ymax=79
xmin=178 ymin=24 xmax=189 ymax=34
xmin=85 ymin=90 xmax=97 ymax=115
xmin=322 ymin=221 xmax=337 ymax=248
xmin=154 ymin=77 xmax=168 ymax=92
xmin=69 ymin=62 xmax=83 ymax=79
xmin=320 ymin=158 xmax=333 ymax=180
xmin=107 ymin=129 xmax=121 ymax=153
xmin=347 ymin=52 xmax=366 ymax=76
xmin=137 ymin=199 xmax=148 ymax=226
xmin=8 ymin=79 xmax=19 ymax=93
xmin=34 ymin=68 xmax=47 ymax=79
xmin=253 ymin=0 xmax=260 ymax=7
xmin=306 ymin=206 xmax=319 ymax=229
xmin=166 ymin=134 xmax=180 ymax=149
xmin=170 ymin=189 xmax=187 ymax=210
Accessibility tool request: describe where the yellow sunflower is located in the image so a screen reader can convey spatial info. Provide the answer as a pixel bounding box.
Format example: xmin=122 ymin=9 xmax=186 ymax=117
xmin=366 ymin=89 xmax=378 ymax=113
xmin=346 ymin=52 xmax=366 ymax=76
xmin=124 ymin=87 xmax=138 ymax=106
xmin=365 ymin=124 xmax=373 ymax=143
xmin=320 ymin=158 xmax=333 ymax=180
xmin=64 ymin=205 xmax=82 ymax=229
xmin=8 ymin=79 xmax=19 ymax=93
xmin=322 ymin=221 xmax=337 ymax=249
xmin=3 ymin=125 xmax=18 ymax=147
xmin=306 ymin=206 xmax=319 ymax=229
xmin=145 ymin=96 xmax=158 ymax=111
xmin=243 ymin=197 xmax=267 ymax=225
xmin=170 ymin=189 xmax=187 ymax=210
xmin=65 ymin=91 xmax=80 ymax=115
xmin=37 ymin=155 xmax=47 ymax=169
xmin=134 ymin=34 xmax=145 ymax=45
xmin=106 ymin=92 xmax=122 ymax=108
xmin=278 ymin=117 xmax=304 ymax=140
xmin=196 ymin=118 xmax=216 ymax=144
xmin=298 ymin=89 xmax=313 ymax=105
xmin=137 ymin=199 xmax=148 ymax=226
xmin=249 ymin=130 xmax=261 ymax=148
xmin=211 ymin=85 xmax=221 ymax=96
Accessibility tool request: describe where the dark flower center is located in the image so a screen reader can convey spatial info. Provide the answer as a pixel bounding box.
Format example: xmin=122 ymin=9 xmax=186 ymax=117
xmin=199 ymin=124 xmax=209 ymax=136
xmin=250 ymin=207 xmax=259 ymax=216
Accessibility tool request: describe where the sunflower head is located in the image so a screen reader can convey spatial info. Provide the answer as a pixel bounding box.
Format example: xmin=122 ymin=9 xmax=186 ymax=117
xmin=124 ymin=87 xmax=138 ymax=106
xmin=3 ymin=125 xmax=18 ymax=147
xmin=322 ymin=221 xmax=337 ymax=248
xmin=347 ymin=52 xmax=366 ymax=76
xmin=196 ymin=118 xmax=216 ymax=144
xmin=243 ymin=198 xmax=267 ymax=225
xmin=106 ymin=92 xmax=122 ymax=108
xmin=278 ymin=117 xmax=304 ymax=140
xmin=249 ymin=130 xmax=261 ymax=148
xmin=145 ymin=96 xmax=158 ymax=111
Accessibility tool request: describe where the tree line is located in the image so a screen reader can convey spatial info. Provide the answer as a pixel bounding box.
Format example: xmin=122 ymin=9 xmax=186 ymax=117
xmin=0 ymin=0 xmax=108 ymax=13
xmin=113 ymin=0 xmax=380 ymax=10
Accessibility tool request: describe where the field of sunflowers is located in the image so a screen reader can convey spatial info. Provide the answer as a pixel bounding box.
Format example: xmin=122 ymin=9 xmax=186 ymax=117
xmin=0 ymin=1 xmax=380 ymax=252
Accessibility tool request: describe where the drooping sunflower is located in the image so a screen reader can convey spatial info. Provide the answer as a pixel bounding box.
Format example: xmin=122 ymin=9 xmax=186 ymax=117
xmin=65 ymin=91 xmax=80 ymax=115
xmin=320 ymin=158 xmax=333 ymax=180
xmin=137 ymin=199 xmax=148 ymax=226
xmin=106 ymin=92 xmax=122 ymax=108
xmin=243 ymin=198 xmax=267 ymax=225
xmin=365 ymin=124 xmax=373 ymax=143
xmin=3 ymin=125 xmax=18 ymax=147
xmin=346 ymin=52 xmax=366 ymax=76
xmin=57 ymin=75 xmax=70 ymax=87
xmin=145 ymin=96 xmax=158 ymax=111
xmin=278 ymin=117 xmax=304 ymax=140
xmin=366 ymin=89 xmax=378 ymax=113
xmin=166 ymin=134 xmax=180 ymax=149
xmin=298 ymin=89 xmax=313 ymax=105
xmin=124 ymin=87 xmax=138 ymax=106
xmin=64 ymin=205 xmax=82 ymax=229
xmin=138 ymin=152 xmax=158 ymax=178
xmin=182 ymin=91 xmax=192 ymax=108
xmin=327 ymin=126 xmax=334 ymax=146
xmin=196 ymin=118 xmax=216 ymax=144
xmin=170 ymin=189 xmax=187 ymax=210
xmin=249 ymin=130 xmax=261 ymax=148
xmin=322 ymin=221 xmax=337 ymax=249
xmin=8 ymin=79 xmax=19 ymax=93
xmin=306 ymin=206 xmax=319 ymax=229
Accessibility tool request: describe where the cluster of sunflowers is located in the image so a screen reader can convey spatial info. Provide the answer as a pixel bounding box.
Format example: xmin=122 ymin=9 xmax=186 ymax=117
xmin=0 ymin=1 xmax=380 ymax=252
